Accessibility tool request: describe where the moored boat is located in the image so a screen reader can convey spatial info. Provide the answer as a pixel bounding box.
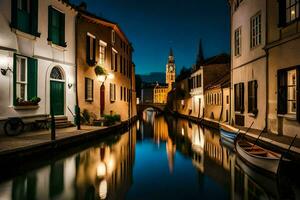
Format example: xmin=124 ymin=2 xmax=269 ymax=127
xmin=236 ymin=139 xmax=281 ymax=175
xmin=220 ymin=127 xmax=238 ymax=144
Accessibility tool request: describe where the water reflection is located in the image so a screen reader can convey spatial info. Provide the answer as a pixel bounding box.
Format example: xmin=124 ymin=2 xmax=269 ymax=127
xmin=0 ymin=127 xmax=136 ymax=200
xmin=0 ymin=111 xmax=299 ymax=199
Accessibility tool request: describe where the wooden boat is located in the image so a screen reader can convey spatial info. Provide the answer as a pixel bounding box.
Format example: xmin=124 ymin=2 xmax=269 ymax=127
xmin=220 ymin=126 xmax=238 ymax=144
xmin=236 ymin=139 xmax=281 ymax=174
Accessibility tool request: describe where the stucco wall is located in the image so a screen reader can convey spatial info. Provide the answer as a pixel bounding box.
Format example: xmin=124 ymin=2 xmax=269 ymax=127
xmin=231 ymin=0 xmax=267 ymax=131
xmin=0 ymin=0 xmax=77 ymax=123
xmin=76 ymin=14 xmax=135 ymax=121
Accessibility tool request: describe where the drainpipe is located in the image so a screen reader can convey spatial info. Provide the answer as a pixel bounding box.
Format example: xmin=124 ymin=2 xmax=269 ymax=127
xmin=219 ymin=86 xmax=224 ymax=124
xmin=265 ymin=0 xmax=269 ymax=132
xmin=75 ymin=14 xmax=80 ymax=130
xmin=228 ymin=1 xmax=233 ymax=126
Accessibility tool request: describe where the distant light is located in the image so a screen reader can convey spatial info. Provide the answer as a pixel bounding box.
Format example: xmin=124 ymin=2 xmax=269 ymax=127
xmin=181 ymin=128 xmax=184 ymax=136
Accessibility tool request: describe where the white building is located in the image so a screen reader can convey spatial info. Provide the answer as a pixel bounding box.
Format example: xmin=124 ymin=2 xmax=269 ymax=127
xmin=229 ymin=0 xmax=267 ymax=131
xmin=189 ymin=54 xmax=230 ymax=119
xmin=0 ymin=0 xmax=77 ymax=127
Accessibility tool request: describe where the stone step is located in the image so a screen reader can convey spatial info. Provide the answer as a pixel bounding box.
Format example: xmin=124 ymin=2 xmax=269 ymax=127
xmin=47 ymin=116 xmax=74 ymax=129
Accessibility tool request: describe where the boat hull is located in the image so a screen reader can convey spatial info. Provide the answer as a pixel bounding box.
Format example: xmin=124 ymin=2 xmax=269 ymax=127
xmin=236 ymin=141 xmax=280 ymax=174
xmin=220 ymin=128 xmax=237 ymax=144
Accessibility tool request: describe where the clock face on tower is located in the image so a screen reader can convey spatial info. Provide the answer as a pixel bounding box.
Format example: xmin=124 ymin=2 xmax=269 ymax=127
xmin=169 ymin=65 xmax=174 ymax=72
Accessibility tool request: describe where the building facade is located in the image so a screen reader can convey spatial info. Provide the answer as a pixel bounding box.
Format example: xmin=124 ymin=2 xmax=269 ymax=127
xmin=229 ymin=0 xmax=267 ymax=131
xmin=153 ymin=83 xmax=169 ymax=104
xmin=266 ymin=0 xmax=300 ymax=136
xmin=204 ymin=74 xmax=230 ymax=122
xmin=153 ymin=49 xmax=176 ymax=104
xmin=76 ymin=7 xmax=136 ymax=121
xmin=0 ymin=0 xmax=77 ymax=127
xmin=189 ymin=54 xmax=230 ymax=118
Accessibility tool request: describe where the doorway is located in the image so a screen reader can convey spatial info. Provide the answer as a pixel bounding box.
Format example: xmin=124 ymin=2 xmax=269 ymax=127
xmin=50 ymin=67 xmax=65 ymax=116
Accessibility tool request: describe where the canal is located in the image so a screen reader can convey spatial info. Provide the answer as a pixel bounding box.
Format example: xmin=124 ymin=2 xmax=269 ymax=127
xmin=0 ymin=110 xmax=299 ymax=199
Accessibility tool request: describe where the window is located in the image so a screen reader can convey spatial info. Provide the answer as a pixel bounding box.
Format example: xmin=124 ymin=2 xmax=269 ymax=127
xmin=234 ymin=27 xmax=241 ymax=56
xmin=16 ymin=56 xmax=27 ymax=101
xmin=111 ymin=30 xmax=115 ymax=44
xmin=124 ymin=58 xmax=126 ymax=76
xmin=277 ymin=68 xmax=300 ymax=121
xmin=99 ymin=41 xmax=107 ymax=65
xmin=14 ymin=54 xmax=38 ymax=105
xmin=250 ymin=13 xmax=262 ymax=48
xmin=124 ymin=87 xmax=126 ymax=101
xmin=120 ymin=86 xmax=123 ymax=100
xmin=127 ymin=88 xmax=130 ymax=102
xmin=12 ymin=0 xmax=39 ymax=36
xmin=85 ymin=78 xmax=93 ymax=101
xmin=110 ymin=83 xmax=116 ymax=102
xmin=234 ymin=0 xmax=244 ymax=11
xmin=234 ymin=83 xmax=244 ymax=112
xmin=226 ymin=95 xmax=229 ymax=104
xmin=286 ymin=0 xmax=300 ymax=23
xmin=248 ymin=80 xmax=258 ymax=114
xmin=86 ymin=33 xmax=96 ymax=66
xmin=287 ymin=70 xmax=297 ymax=114
xmin=111 ymin=48 xmax=118 ymax=71
xmin=120 ymin=55 xmax=123 ymax=74
xmin=48 ymin=6 xmax=66 ymax=47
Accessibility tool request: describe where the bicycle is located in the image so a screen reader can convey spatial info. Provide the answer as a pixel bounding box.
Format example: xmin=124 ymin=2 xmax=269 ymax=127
xmin=3 ymin=117 xmax=25 ymax=136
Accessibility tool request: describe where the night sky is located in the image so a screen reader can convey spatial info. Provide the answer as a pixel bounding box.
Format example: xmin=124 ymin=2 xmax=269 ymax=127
xmin=70 ymin=0 xmax=230 ymax=75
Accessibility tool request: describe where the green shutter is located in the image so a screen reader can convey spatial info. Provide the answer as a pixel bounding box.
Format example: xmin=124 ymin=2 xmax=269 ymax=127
xmin=59 ymin=12 xmax=65 ymax=47
xmin=30 ymin=0 xmax=39 ymax=36
xmin=86 ymin=35 xmax=90 ymax=65
xmin=13 ymin=54 xmax=17 ymax=106
xmin=240 ymin=83 xmax=244 ymax=113
xmin=278 ymin=0 xmax=286 ymax=27
xmin=277 ymin=70 xmax=287 ymax=114
xmin=48 ymin=6 xmax=53 ymax=41
xmin=92 ymin=38 xmax=96 ymax=64
xmin=85 ymin=78 xmax=88 ymax=100
xmin=27 ymin=58 xmax=38 ymax=100
xmin=11 ymin=0 xmax=18 ymax=28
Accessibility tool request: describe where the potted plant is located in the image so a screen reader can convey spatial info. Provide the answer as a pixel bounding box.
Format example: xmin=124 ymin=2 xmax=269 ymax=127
xmin=16 ymin=96 xmax=41 ymax=106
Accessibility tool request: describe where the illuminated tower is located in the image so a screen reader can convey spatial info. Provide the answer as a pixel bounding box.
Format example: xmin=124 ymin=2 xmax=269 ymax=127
xmin=166 ymin=48 xmax=176 ymax=90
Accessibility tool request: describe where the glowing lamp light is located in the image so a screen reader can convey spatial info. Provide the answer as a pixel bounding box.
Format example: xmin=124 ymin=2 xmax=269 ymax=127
xmin=97 ymin=74 xmax=107 ymax=83
xmin=99 ymin=180 xmax=107 ymax=199
xmin=107 ymin=155 xmax=115 ymax=173
xmin=181 ymin=128 xmax=184 ymax=136
xmin=291 ymin=10 xmax=296 ymax=16
xmin=97 ymin=162 xmax=106 ymax=178
xmin=107 ymin=72 xmax=114 ymax=80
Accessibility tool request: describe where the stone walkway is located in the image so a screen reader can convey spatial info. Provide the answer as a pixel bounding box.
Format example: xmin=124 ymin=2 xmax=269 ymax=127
xmin=0 ymin=125 xmax=105 ymax=155
xmin=219 ymin=120 xmax=300 ymax=155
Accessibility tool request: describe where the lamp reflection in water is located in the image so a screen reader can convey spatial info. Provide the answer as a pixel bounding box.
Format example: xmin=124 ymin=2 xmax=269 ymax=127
xmin=107 ymin=155 xmax=116 ymax=174
xmin=99 ymin=179 xmax=107 ymax=199
xmin=97 ymin=162 xmax=106 ymax=178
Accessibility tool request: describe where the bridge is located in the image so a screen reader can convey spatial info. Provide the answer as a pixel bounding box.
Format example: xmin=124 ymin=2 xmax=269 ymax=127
xmin=137 ymin=103 xmax=166 ymax=115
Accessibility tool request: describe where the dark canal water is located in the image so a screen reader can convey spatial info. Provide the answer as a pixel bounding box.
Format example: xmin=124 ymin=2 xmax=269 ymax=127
xmin=0 ymin=110 xmax=299 ymax=200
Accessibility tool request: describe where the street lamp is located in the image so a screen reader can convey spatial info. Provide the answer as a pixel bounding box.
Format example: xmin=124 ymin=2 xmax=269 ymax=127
xmin=97 ymin=74 xmax=107 ymax=84
xmin=95 ymin=65 xmax=108 ymax=85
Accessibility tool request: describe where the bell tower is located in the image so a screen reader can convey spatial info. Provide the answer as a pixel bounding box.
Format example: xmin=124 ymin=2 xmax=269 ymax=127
xmin=166 ymin=48 xmax=176 ymax=90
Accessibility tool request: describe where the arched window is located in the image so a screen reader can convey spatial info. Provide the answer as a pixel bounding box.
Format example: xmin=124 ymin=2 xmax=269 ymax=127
xmin=50 ymin=67 xmax=64 ymax=80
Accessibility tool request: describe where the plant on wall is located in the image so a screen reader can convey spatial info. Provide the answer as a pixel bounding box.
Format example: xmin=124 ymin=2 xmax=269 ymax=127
xmin=94 ymin=65 xmax=107 ymax=76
